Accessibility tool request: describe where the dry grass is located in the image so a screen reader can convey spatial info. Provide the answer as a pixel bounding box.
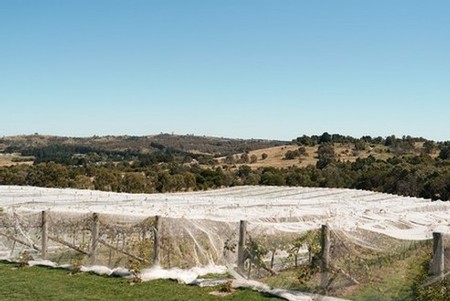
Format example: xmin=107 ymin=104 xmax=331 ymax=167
xmin=217 ymin=143 xmax=396 ymax=170
xmin=334 ymin=144 xmax=393 ymax=163
xmin=249 ymin=145 xmax=315 ymax=168
xmin=0 ymin=154 xmax=33 ymax=167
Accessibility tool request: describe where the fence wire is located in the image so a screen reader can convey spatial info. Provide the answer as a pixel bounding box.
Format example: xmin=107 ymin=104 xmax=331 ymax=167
xmin=0 ymin=210 xmax=446 ymax=299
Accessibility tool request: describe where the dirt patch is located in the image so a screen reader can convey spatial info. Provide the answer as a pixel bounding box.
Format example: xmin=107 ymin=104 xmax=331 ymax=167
xmin=0 ymin=153 xmax=34 ymax=167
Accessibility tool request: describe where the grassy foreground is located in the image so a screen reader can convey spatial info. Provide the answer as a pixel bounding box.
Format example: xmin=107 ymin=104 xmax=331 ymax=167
xmin=0 ymin=262 xmax=280 ymax=301
xmin=261 ymin=245 xmax=432 ymax=301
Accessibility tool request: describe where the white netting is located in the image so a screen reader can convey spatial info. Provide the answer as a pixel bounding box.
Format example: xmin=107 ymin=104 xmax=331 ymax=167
xmin=160 ymin=218 xmax=237 ymax=268
xmin=0 ymin=211 xmax=41 ymax=259
xmin=1 ymin=185 xmax=450 ymax=299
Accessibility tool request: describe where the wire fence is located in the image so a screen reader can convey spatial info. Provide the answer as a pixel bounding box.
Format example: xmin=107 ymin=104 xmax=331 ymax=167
xmin=0 ymin=209 xmax=446 ymax=298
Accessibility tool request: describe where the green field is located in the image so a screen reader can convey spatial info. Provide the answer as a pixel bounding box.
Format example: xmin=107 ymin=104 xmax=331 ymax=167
xmin=0 ymin=262 xmax=280 ymax=301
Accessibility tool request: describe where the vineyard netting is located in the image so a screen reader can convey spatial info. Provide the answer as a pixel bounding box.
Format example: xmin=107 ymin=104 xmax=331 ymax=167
xmin=1 ymin=185 xmax=450 ymax=300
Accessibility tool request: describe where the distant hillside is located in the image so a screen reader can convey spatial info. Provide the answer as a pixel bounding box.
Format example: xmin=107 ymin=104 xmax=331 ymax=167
xmin=216 ymin=143 xmax=396 ymax=169
xmin=1 ymin=132 xmax=450 ymax=201
xmin=0 ymin=133 xmax=444 ymax=168
xmin=217 ymin=135 xmax=441 ymax=170
xmin=0 ymin=134 xmax=287 ymax=158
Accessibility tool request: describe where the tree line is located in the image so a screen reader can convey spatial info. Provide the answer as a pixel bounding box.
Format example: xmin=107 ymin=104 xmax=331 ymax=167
xmin=1 ymin=133 xmax=450 ymax=200
xmin=0 ymin=153 xmax=449 ymax=200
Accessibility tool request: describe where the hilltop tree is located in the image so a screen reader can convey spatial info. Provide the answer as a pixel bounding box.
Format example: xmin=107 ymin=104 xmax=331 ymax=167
xmin=439 ymin=146 xmax=450 ymax=160
xmin=423 ymin=140 xmax=435 ymax=154
xmin=354 ymin=140 xmax=368 ymax=151
xmin=385 ymin=135 xmax=396 ymax=147
xmin=296 ymin=135 xmax=316 ymax=146
xmin=319 ymin=132 xmax=332 ymax=144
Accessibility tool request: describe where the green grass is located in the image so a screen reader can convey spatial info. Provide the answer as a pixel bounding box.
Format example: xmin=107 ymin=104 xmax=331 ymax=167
xmin=0 ymin=262 xmax=281 ymax=301
xmin=345 ymin=248 xmax=428 ymax=301
xmin=260 ymin=245 xmax=432 ymax=301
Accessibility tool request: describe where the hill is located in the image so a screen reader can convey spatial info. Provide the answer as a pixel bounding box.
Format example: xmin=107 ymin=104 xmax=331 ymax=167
xmin=0 ymin=134 xmax=287 ymax=157
xmin=216 ymin=143 xmax=396 ymax=169
xmin=0 ymin=132 xmax=449 ymax=201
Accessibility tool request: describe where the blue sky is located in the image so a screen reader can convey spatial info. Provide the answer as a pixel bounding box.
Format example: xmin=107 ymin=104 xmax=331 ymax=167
xmin=1 ymin=1 xmax=449 ymax=141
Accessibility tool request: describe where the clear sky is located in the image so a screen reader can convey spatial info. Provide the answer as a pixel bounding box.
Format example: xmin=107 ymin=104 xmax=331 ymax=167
xmin=1 ymin=1 xmax=449 ymax=141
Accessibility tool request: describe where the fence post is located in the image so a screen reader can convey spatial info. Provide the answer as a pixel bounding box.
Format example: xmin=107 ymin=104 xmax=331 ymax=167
xmin=320 ymin=224 xmax=330 ymax=293
xmin=41 ymin=210 xmax=48 ymax=259
xmin=237 ymin=220 xmax=247 ymax=272
xmin=90 ymin=213 xmax=99 ymax=265
xmin=430 ymin=232 xmax=444 ymax=276
xmin=152 ymin=215 xmax=161 ymax=266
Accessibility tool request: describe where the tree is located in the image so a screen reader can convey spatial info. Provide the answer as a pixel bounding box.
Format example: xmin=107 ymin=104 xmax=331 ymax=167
xmin=322 ymin=163 xmax=352 ymax=188
xmin=439 ymin=146 xmax=450 ymax=160
xmin=73 ymin=174 xmax=94 ymax=189
xmin=296 ymin=135 xmax=316 ymax=146
xmin=319 ymin=132 xmax=332 ymax=144
xmin=260 ymin=168 xmax=286 ymax=186
xmin=261 ymin=153 xmax=268 ymax=160
xmin=121 ymin=173 xmax=147 ymax=193
xmin=26 ymin=163 xmax=69 ymax=188
xmin=183 ymin=172 xmax=197 ymax=191
xmin=237 ymin=165 xmax=252 ymax=178
xmin=239 ymin=153 xmax=250 ymax=164
xmin=316 ymin=143 xmax=336 ymax=169
xmin=298 ymin=146 xmax=307 ymax=156
xmin=423 ymin=140 xmax=435 ymax=154
xmin=0 ymin=165 xmax=28 ymax=185
xmin=196 ymin=168 xmax=226 ymax=189
xmin=385 ymin=135 xmax=396 ymax=147
xmin=354 ymin=140 xmax=367 ymax=151
xmin=155 ymin=171 xmax=172 ymax=193
xmin=244 ymin=173 xmax=260 ymax=185
xmin=236 ymin=165 xmax=260 ymax=185
xmin=171 ymin=174 xmax=186 ymax=192
xmin=250 ymin=154 xmax=258 ymax=164
xmin=224 ymin=154 xmax=235 ymax=164
xmin=93 ymin=168 xmax=120 ymax=191
xmin=423 ymin=172 xmax=450 ymax=201
xmin=284 ymin=150 xmax=299 ymax=160
xmin=285 ymin=167 xmax=313 ymax=186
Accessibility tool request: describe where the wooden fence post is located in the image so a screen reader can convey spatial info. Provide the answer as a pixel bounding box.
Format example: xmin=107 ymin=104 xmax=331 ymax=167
xmin=41 ymin=210 xmax=48 ymax=259
xmin=430 ymin=232 xmax=444 ymax=276
xmin=152 ymin=215 xmax=161 ymax=266
xmin=237 ymin=220 xmax=247 ymax=272
xmin=90 ymin=213 xmax=99 ymax=265
xmin=320 ymin=224 xmax=330 ymax=293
